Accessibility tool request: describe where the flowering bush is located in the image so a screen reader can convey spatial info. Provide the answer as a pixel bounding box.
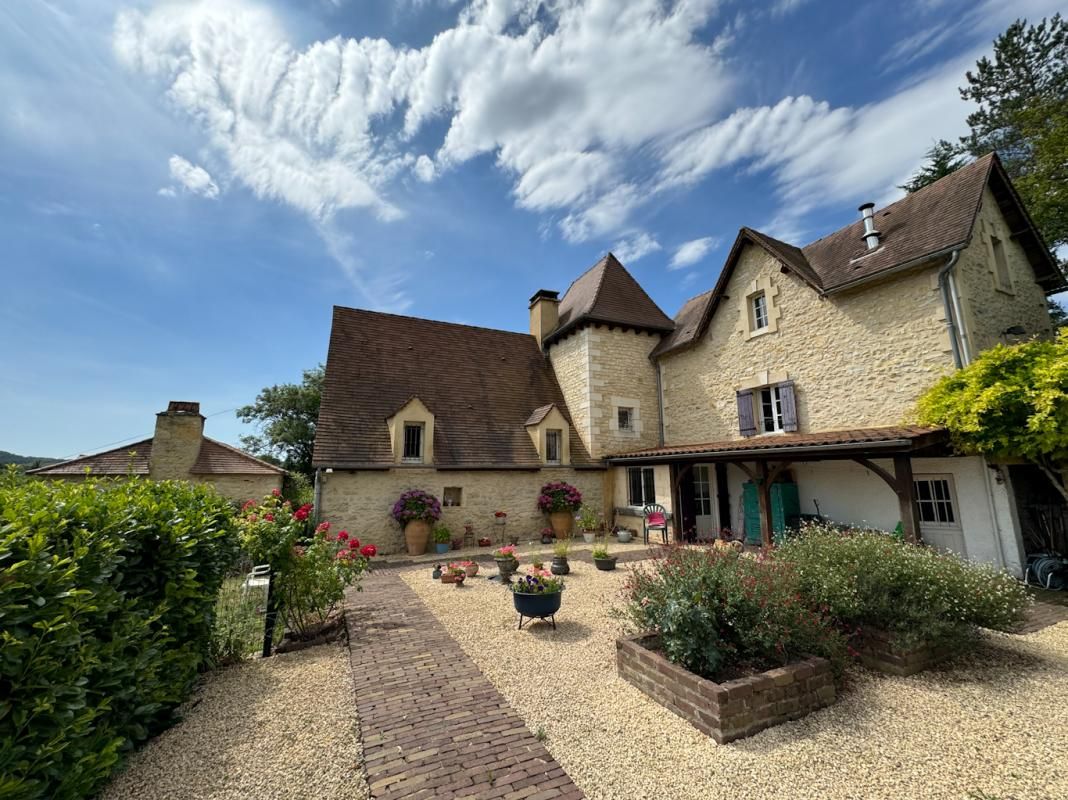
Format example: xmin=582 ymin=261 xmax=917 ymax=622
xmin=537 ymin=480 xmax=583 ymax=513
xmin=494 ymin=544 xmax=518 ymax=559
xmin=510 ymin=573 xmax=564 ymax=594
xmin=391 ymin=489 xmax=442 ymax=525
xmin=621 ymin=547 xmax=846 ymax=682
xmin=776 ymin=524 xmax=1031 ymax=649
xmin=237 ymin=492 xmax=312 ymax=570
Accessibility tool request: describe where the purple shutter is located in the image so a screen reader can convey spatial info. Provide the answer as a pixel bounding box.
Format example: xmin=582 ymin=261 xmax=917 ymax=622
xmin=779 ymin=381 xmax=798 ymax=432
xmin=737 ymin=389 xmax=756 ymax=437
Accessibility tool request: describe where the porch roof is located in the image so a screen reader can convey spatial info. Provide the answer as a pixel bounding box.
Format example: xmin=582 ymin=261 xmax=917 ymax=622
xmin=605 ymin=426 xmax=948 ymax=464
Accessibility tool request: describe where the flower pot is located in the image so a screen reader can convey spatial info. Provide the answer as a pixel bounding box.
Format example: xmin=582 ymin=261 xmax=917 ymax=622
xmin=582 ymin=533 xmax=596 ymax=544
xmin=593 ymin=556 xmax=617 ymax=571
xmin=441 ymin=573 xmax=461 ymax=584
xmin=404 ymin=520 xmax=431 ymax=556
xmin=541 ymin=534 xmax=555 ymax=544
xmin=550 ymin=555 xmax=570 ymax=575
xmin=494 ymin=556 xmax=518 ymax=581
xmin=513 ymin=589 xmax=563 ymax=620
xmin=478 ymin=538 xmax=492 ymax=547
xmin=462 ymin=562 xmax=479 ymax=577
xmin=617 ymin=530 xmax=633 ymax=543
xmin=435 ymin=542 xmax=450 ymax=554
xmin=549 ymin=511 xmax=574 ymax=539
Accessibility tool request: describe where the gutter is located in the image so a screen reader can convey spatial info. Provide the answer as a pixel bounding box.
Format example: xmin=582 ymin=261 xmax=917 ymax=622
xmin=606 ymin=437 xmax=921 ymax=465
xmin=313 ymin=467 xmax=323 ymax=523
xmin=823 ymin=242 xmax=965 ymax=296
xmin=655 ymin=360 xmax=666 ymax=446
xmin=936 ymin=249 xmax=965 ymax=369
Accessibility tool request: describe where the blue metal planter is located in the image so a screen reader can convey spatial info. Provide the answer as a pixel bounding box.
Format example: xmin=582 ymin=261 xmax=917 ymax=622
xmin=513 ymin=589 xmax=563 ymax=630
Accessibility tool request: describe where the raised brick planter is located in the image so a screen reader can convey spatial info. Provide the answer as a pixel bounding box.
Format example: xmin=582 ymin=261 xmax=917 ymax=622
xmin=616 ymin=633 xmax=836 ymax=744
xmin=854 ymin=627 xmax=954 ymax=676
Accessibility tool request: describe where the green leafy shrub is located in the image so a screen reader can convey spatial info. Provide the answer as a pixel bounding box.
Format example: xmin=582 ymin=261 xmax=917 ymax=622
xmin=776 ymin=525 xmax=1031 ymax=648
xmin=0 ymin=477 xmax=238 ymax=800
xmin=621 ymin=547 xmax=847 ymax=682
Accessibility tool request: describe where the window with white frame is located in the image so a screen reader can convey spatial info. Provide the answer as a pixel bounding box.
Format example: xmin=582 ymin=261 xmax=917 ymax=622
xmin=545 ymin=429 xmax=562 ymax=464
xmin=617 ymin=406 xmax=635 ymax=432
xmin=757 ymin=386 xmax=784 ymax=433
xmin=913 ymin=475 xmax=960 ymax=528
xmin=402 ymin=422 xmax=424 ymax=462
xmin=751 ymin=292 xmax=769 ymax=331
xmin=991 ymin=235 xmax=1013 ymax=293
xmin=628 ymin=466 xmax=656 ymax=506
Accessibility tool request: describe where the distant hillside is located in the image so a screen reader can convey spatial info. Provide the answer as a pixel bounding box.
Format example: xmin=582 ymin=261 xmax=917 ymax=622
xmin=0 ymin=450 xmax=62 ymax=469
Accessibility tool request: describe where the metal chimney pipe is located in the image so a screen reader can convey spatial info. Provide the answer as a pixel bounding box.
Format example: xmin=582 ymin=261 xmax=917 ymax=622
xmin=858 ymin=202 xmax=881 ymax=250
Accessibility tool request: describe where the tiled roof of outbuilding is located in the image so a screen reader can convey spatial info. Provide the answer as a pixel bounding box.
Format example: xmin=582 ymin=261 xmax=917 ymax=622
xmin=26 ymin=439 xmax=154 ymax=475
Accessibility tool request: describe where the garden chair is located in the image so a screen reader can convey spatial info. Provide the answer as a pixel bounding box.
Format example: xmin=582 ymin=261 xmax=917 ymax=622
xmin=643 ymin=504 xmax=669 ymax=545
xmin=242 ymin=564 xmax=271 ymax=596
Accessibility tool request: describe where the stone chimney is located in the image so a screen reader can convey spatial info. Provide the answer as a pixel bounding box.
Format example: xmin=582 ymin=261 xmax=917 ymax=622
xmin=149 ymin=401 xmax=205 ymax=480
xmin=529 ymin=289 xmax=560 ymax=347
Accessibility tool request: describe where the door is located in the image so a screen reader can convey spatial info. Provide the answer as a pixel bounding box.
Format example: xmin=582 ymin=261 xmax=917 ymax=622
xmin=693 ymin=465 xmax=716 ymax=538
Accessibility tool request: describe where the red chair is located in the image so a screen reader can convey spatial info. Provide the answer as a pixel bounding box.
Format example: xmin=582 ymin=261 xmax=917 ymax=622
xmin=643 ymin=504 xmax=668 ymax=545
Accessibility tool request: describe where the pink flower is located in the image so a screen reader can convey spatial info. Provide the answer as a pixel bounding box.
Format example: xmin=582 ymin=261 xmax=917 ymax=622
xmin=293 ymin=508 xmax=309 ymax=521
xmin=360 ymin=544 xmax=377 ymax=557
xmin=316 ymin=521 xmax=331 ymax=533
xmin=264 ymin=513 xmax=274 ymax=522
xmin=337 ymin=530 xmax=349 ymax=541
xmin=271 ymin=488 xmax=282 ymax=497
xmin=242 ymin=499 xmax=256 ymax=511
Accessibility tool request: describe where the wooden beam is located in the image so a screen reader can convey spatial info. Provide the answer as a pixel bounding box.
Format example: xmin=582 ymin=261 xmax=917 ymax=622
xmin=853 ymin=457 xmax=896 ymax=490
xmin=758 ymin=460 xmax=774 ymax=547
xmin=669 ymin=463 xmax=681 ymax=543
xmin=735 ymin=461 xmax=757 ymax=482
xmin=602 ymin=465 xmax=616 ymax=533
xmin=893 ymin=454 xmax=922 ymax=544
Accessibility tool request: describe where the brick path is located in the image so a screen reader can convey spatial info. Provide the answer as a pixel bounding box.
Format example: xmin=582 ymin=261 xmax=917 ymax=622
xmin=345 ymin=575 xmax=584 ymax=799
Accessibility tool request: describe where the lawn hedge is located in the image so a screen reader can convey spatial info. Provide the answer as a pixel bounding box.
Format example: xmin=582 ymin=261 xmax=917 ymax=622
xmin=0 ymin=474 xmax=238 ymax=800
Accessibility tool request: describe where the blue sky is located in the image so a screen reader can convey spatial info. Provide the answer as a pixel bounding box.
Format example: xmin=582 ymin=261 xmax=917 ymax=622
xmin=1 ymin=0 xmax=1063 ymax=458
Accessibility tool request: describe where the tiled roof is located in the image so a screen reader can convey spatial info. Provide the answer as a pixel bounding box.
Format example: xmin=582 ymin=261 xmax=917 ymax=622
xmin=191 ymin=439 xmax=286 ymax=475
xmin=606 ymin=426 xmax=947 ymax=462
xmin=27 ymin=439 xmax=153 ymax=476
xmin=653 ymin=153 xmax=1065 ymax=357
xmin=546 ymin=253 xmax=674 ymax=344
xmin=524 ymin=404 xmax=556 ymax=426
xmin=314 ymin=307 xmax=597 ymax=469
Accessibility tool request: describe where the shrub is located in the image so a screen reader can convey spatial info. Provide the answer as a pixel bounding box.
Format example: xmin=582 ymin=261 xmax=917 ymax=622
xmin=621 ymin=547 xmax=847 ymax=682
xmin=776 ymin=524 xmax=1031 ymax=648
xmin=433 ymin=523 xmax=452 ymax=543
xmin=0 ymin=477 xmax=238 ymax=800
xmin=536 ymin=481 xmax=582 ymax=513
xmin=391 ymin=489 xmax=442 ymax=525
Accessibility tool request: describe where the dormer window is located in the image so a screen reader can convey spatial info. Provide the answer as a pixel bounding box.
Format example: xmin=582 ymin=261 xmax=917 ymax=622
xmin=546 ymin=429 xmax=562 ymax=464
xmin=739 ymin=276 xmax=780 ymax=338
xmin=402 ymin=423 xmax=424 ymax=462
xmin=751 ymin=292 xmax=769 ymax=331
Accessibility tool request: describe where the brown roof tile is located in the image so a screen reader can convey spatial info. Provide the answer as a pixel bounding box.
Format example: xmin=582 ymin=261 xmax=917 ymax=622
xmin=314 ymin=307 xmax=597 ymax=469
xmin=27 ymin=439 xmax=153 ymax=476
xmin=607 ymin=426 xmax=946 ymax=461
xmin=524 ymin=404 xmax=556 ymax=426
xmin=191 ymin=439 xmax=286 ymax=475
xmin=546 ymin=253 xmax=674 ymax=344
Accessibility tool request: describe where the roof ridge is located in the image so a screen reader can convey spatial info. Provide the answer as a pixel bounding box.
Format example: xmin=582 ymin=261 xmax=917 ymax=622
xmin=333 ymin=306 xmax=534 ymax=340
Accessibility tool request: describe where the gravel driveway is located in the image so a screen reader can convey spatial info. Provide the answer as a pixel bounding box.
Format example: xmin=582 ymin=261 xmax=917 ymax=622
xmin=403 ymin=559 xmax=1068 ymax=800
xmin=101 ymin=643 xmax=369 ymax=800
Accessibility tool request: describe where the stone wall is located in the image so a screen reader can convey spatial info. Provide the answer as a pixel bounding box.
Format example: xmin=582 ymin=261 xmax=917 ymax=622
xmin=659 ymin=245 xmax=953 ymax=443
xmin=582 ymin=327 xmax=662 ymax=457
xmin=192 ymin=474 xmax=282 ymax=505
xmin=616 ymin=633 xmax=836 ymax=744
xmin=955 ymin=186 xmax=1054 ymax=356
xmin=854 ymin=628 xmax=954 ymax=676
xmin=547 ymin=330 xmax=592 ymax=454
xmin=319 ymin=467 xmax=605 ymax=554
xmin=149 ymin=411 xmax=204 ymax=480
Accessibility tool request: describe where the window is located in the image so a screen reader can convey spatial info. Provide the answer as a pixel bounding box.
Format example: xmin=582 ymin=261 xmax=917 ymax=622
xmin=693 ymin=465 xmax=712 ymax=517
xmin=757 ymin=386 xmax=784 ymax=433
xmin=443 ymin=487 xmax=463 ymax=507
xmin=628 ymin=466 xmax=656 ymax=506
xmin=546 ymin=429 xmax=562 ymax=464
xmin=751 ymin=292 xmax=769 ymax=331
xmin=617 ymin=406 xmax=634 ymax=431
xmin=914 ymin=476 xmax=959 ymax=528
xmin=991 ymin=235 xmax=1013 ymax=293
xmin=402 ymin=423 xmax=424 ymax=462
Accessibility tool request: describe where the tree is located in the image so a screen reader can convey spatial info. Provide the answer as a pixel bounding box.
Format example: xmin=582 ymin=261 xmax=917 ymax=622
xmin=917 ymin=331 xmax=1068 ymax=501
xmin=899 ymin=139 xmax=967 ymax=193
xmin=1051 ymin=297 xmax=1068 ymax=328
xmin=237 ymin=366 xmax=323 ymax=478
xmin=959 ymin=14 xmax=1068 ymax=249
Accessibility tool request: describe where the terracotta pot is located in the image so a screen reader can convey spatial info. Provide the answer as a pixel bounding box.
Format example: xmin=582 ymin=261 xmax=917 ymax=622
xmin=463 ymin=562 xmax=479 ymax=577
xmin=549 ymin=511 xmax=574 ymax=539
xmin=404 ymin=520 xmax=430 ymax=556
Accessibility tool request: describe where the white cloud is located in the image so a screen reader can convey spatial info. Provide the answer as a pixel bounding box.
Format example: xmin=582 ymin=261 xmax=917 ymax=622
xmin=612 ymin=232 xmax=661 ymax=263
xmin=669 ymin=236 xmax=720 ymax=269
xmin=163 ymin=154 xmax=219 ymax=198
xmin=413 ymin=155 xmax=437 ymax=182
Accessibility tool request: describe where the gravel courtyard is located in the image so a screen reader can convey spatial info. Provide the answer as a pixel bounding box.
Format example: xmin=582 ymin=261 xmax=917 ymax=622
xmin=101 ymin=643 xmax=369 ymax=800
xmin=403 ymin=558 xmax=1068 ymax=800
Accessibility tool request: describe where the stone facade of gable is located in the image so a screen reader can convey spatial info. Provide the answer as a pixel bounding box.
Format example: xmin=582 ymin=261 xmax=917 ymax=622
xmin=658 ymin=244 xmax=953 ymax=443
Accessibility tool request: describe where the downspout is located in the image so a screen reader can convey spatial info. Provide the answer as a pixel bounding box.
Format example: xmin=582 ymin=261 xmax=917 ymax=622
xmin=655 ymin=360 xmax=666 ymax=447
xmin=981 ymin=463 xmax=1007 ymax=569
xmin=937 ymin=250 xmax=964 ymax=369
xmin=313 ymin=467 xmax=323 ymax=523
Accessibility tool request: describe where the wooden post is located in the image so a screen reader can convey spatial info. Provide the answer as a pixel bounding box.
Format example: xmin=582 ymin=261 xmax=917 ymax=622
xmin=715 ymin=462 xmax=730 ymax=535
xmin=758 ymin=461 xmax=773 ymax=547
xmin=602 ymin=466 xmax=615 ymax=532
xmin=893 ymin=455 xmax=921 ymax=544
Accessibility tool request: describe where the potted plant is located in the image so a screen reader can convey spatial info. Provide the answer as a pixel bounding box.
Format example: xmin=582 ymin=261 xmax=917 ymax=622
xmin=478 ymin=536 xmax=492 ymax=547
xmin=540 ymin=526 xmax=555 ymax=544
xmin=433 ymin=523 xmax=452 ymax=554
xmin=441 ymin=563 xmax=466 ymax=584
xmin=511 ymin=573 xmax=564 ymax=629
xmin=537 ymin=481 xmax=583 ymax=538
xmin=592 ymin=536 xmax=617 ymax=571
xmin=578 ymin=506 xmax=599 ymax=543
xmin=459 ymin=559 xmax=479 ymax=577
xmin=494 ymin=544 xmax=519 ymax=581
xmin=616 ymin=527 xmax=634 ymax=544
xmin=551 ymin=537 xmax=571 ymax=575
xmin=391 ymin=489 xmax=442 ymax=556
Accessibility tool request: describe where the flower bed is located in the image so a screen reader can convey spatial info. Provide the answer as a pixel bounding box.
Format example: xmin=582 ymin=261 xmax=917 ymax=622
xmin=852 ymin=627 xmax=954 ymax=677
xmin=617 ymin=633 xmax=836 ymax=743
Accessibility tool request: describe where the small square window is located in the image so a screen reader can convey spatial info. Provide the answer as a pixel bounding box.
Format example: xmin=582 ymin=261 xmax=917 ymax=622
xmin=751 ymin=292 xmax=769 ymax=330
xmin=546 ymin=429 xmax=562 ymax=464
xmin=443 ymin=487 xmax=463 ymax=507
xmin=402 ymin=422 xmax=423 ymax=462
xmin=617 ymin=406 xmax=634 ymax=431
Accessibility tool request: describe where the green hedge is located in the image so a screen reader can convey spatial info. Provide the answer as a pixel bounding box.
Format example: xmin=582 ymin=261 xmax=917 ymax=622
xmin=0 ymin=476 xmax=238 ymax=800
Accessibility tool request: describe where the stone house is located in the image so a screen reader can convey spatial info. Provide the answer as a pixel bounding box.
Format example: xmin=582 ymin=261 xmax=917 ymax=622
xmin=314 ymin=153 xmax=1065 ymax=571
xmin=29 ymin=401 xmax=284 ymax=502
